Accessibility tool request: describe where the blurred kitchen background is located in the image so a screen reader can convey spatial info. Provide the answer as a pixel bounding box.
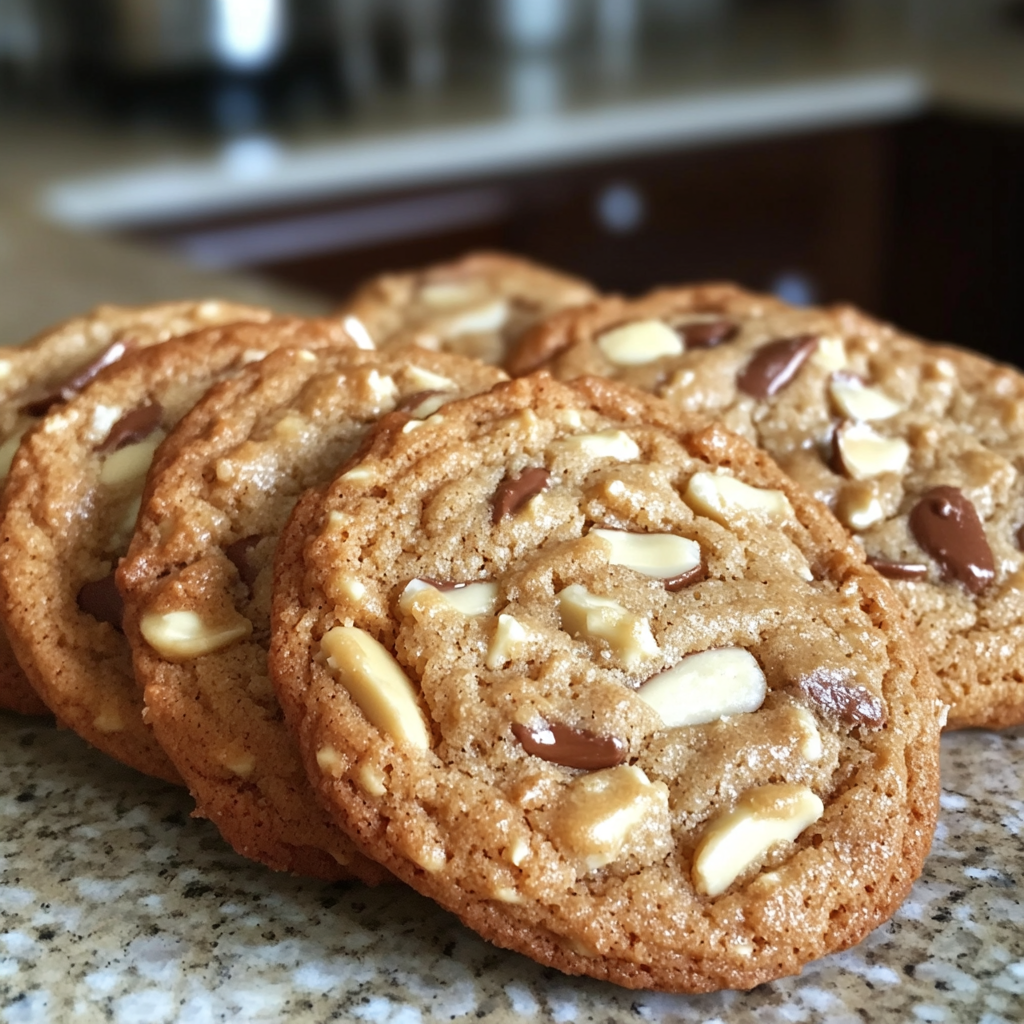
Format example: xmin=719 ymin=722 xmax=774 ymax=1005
xmin=1 ymin=0 xmax=1022 ymax=364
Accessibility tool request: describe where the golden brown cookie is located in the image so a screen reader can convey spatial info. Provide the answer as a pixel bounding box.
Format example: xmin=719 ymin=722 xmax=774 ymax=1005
xmin=270 ymin=373 xmax=941 ymax=992
xmin=0 ymin=317 xmax=350 ymax=782
xmin=510 ymin=286 xmax=1024 ymax=730
xmin=117 ymin=345 xmax=506 ymax=879
xmin=0 ymin=299 xmax=272 ymax=716
xmin=341 ymin=251 xmax=597 ymax=366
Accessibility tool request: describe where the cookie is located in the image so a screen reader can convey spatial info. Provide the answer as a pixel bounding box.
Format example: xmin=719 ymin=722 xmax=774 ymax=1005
xmin=270 ymin=373 xmax=941 ymax=992
xmin=0 ymin=299 xmax=272 ymax=716
xmin=0 ymin=317 xmax=351 ymax=783
xmin=509 ymin=285 xmax=1024 ymax=730
xmin=341 ymin=251 xmax=597 ymax=366
xmin=116 ymin=346 xmax=506 ymax=879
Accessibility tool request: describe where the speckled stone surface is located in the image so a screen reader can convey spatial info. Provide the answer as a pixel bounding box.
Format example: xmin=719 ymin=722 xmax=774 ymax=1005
xmin=0 ymin=713 xmax=1020 ymax=1023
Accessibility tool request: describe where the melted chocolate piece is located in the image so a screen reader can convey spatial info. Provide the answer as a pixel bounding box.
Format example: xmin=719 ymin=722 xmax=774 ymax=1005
xmin=491 ymin=468 xmax=552 ymax=523
xmin=21 ymin=341 xmax=131 ymax=417
xmin=511 ymin=720 xmax=628 ymax=770
xmin=663 ymin=562 xmax=706 ymax=591
xmin=909 ymin=486 xmax=994 ymax=595
xmin=394 ymin=390 xmax=443 ymax=413
xmin=226 ymin=535 xmax=263 ymax=591
xmin=677 ymin=319 xmax=738 ymax=349
xmin=417 ymin=577 xmax=474 ymax=592
xmin=737 ymin=334 xmax=819 ymax=399
xmin=1018 ymin=523 xmax=1024 ymax=551
xmin=98 ymin=402 xmax=163 ymax=453
xmin=76 ymin=573 xmax=124 ymax=632
xmin=866 ymin=557 xmax=929 ymax=582
xmin=798 ymin=669 xmax=885 ymax=728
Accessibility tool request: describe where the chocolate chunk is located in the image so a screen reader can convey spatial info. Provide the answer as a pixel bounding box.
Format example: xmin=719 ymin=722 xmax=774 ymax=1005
xmin=677 ymin=319 xmax=738 ymax=349
xmin=418 ymin=578 xmax=470 ymax=592
xmin=798 ymin=669 xmax=886 ymax=728
xmin=909 ymin=486 xmax=995 ymax=595
xmin=511 ymin=719 xmax=628 ymax=770
xmin=663 ymin=562 xmax=706 ymax=591
xmin=866 ymin=557 xmax=929 ymax=581
xmin=226 ymin=535 xmax=262 ymax=591
xmin=491 ymin=468 xmax=552 ymax=523
xmin=77 ymin=573 xmax=124 ymax=632
xmin=1017 ymin=523 xmax=1024 ymax=551
xmin=98 ymin=402 xmax=163 ymax=453
xmin=20 ymin=341 xmax=131 ymax=417
xmin=737 ymin=334 xmax=819 ymax=399
xmin=394 ymin=390 xmax=443 ymax=413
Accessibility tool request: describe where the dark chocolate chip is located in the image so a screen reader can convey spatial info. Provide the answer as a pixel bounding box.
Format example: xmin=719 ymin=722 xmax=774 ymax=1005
xmin=98 ymin=402 xmax=163 ymax=453
xmin=511 ymin=719 xmax=628 ymax=770
xmin=226 ymin=535 xmax=263 ymax=591
xmin=663 ymin=562 xmax=706 ymax=591
xmin=677 ymin=319 xmax=738 ymax=349
xmin=909 ymin=486 xmax=994 ymax=595
xmin=491 ymin=468 xmax=552 ymax=524
xmin=737 ymin=334 xmax=819 ymax=399
xmin=77 ymin=573 xmax=124 ymax=632
xmin=1017 ymin=523 xmax=1024 ymax=551
xmin=20 ymin=341 xmax=131 ymax=417
xmin=798 ymin=668 xmax=886 ymax=728
xmin=866 ymin=557 xmax=929 ymax=581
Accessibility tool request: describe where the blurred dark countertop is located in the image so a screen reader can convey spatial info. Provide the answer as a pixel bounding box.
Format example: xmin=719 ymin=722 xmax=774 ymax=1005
xmin=2 ymin=0 xmax=1024 ymax=344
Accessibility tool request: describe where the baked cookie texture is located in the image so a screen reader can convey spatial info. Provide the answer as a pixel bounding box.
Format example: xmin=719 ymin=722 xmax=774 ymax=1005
xmin=340 ymin=251 xmax=597 ymax=366
xmin=0 ymin=300 xmax=272 ymax=716
xmin=0 ymin=317 xmax=350 ymax=783
xmin=117 ymin=345 xmax=506 ymax=880
xmin=270 ymin=373 xmax=941 ymax=992
xmin=509 ymin=286 xmax=1024 ymax=730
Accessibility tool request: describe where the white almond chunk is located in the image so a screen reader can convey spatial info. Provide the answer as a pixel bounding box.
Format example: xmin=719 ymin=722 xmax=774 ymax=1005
xmin=486 ymin=613 xmax=529 ymax=670
xmin=0 ymin=426 xmax=28 ymax=480
xmin=596 ymin=320 xmax=683 ymax=366
xmin=556 ymin=584 xmax=659 ymax=668
xmin=637 ymin=648 xmax=766 ymax=728
xmin=419 ymin=279 xmax=489 ymax=308
xmin=358 ymin=763 xmax=387 ymax=795
xmin=109 ymin=495 xmax=143 ymax=554
xmin=91 ymin=404 xmax=122 ymax=437
xmin=320 ymin=626 xmax=430 ymax=749
xmin=99 ymin=434 xmax=163 ymax=486
xmin=273 ymin=412 xmax=306 ymax=439
xmin=810 ymin=336 xmax=847 ymax=371
xmin=406 ymin=393 xmax=450 ymax=419
xmin=590 ymin=529 xmax=701 ymax=581
xmin=140 ymin=609 xmax=252 ymax=660
xmin=829 ymin=375 xmax=903 ymax=421
xmin=328 ymin=573 xmax=367 ymax=606
xmin=411 ymin=844 xmax=448 ymax=873
xmin=215 ymin=458 xmax=235 ymax=483
xmin=340 ymin=464 xmax=374 ymax=483
xmin=693 ymin=783 xmax=824 ymax=896
xmin=556 ymin=409 xmax=583 ymax=429
xmin=791 ymin=705 xmax=823 ymax=762
xmin=552 ymin=765 xmax=669 ymax=870
xmin=683 ymin=472 xmax=793 ymax=525
xmin=341 ymin=315 xmax=375 ymax=350
xmin=399 ymin=578 xmax=499 ymax=618
xmin=402 ymin=365 xmax=456 ymax=391
xmin=491 ymin=887 xmax=525 ymax=905
xmin=558 ymin=429 xmax=640 ymax=462
xmin=446 ymin=299 xmax=509 ymax=336
xmin=241 ymin=348 xmax=267 ymax=364
xmin=93 ymin=703 xmax=125 ymax=734
xmin=507 ymin=837 xmax=530 ymax=867
xmin=220 ymin=748 xmax=256 ymax=778
xmin=365 ymin=369 xmax=398 ymax=404
xmin=402 ymin=419 xmax=426 ymax=433
xmin=836 ymin=482 xmax=886 ymax=531
xmin=835 ymin=423 xmax=910 ymax=480
xmin=0 ymin=359 xmax=11 ymax=379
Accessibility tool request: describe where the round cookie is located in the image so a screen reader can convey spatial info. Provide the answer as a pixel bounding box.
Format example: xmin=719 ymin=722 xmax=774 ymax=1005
xmin=341 ymin=251 xmax=597 ymax=366
xmin=270 ymin=373 xmax=941 ymax=992
xmin=509 ymin=286 xmax=1024 ymax=730
xmin=0 ymin=300 xmax=272 ymax=716
xmin=0 ymin=317 xmax=352 ymax=783
xmin=116 ymin=346 xmax=506 ymax=879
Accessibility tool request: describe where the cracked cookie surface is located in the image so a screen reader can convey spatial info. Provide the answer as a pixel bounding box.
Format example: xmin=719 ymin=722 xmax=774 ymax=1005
xmin=270 ymin=374 xmax=940 ymax=992
xmin=510 ymin=286 xmax=1024 ymax=729
xmin=117 ymin=345 xmax=505 ymax=879
xmin=0 ymin=299 xmax=271 ymax=716
xmin=0 ymin=317 xmax=349 ymax=782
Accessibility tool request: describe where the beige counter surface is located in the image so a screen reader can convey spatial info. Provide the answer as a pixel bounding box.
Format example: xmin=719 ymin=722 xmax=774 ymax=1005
xmin=1 ymin=710 xmax=1021 ymax=1023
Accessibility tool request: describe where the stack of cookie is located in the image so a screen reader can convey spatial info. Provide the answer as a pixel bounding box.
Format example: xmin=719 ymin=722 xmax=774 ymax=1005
xmin=0 ymin=250 xmax=1017 ymax=993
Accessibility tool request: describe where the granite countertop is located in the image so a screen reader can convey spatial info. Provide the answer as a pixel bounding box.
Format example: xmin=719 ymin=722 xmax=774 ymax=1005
xmin=1 ymin=711 xmax=1021 ymax=1023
